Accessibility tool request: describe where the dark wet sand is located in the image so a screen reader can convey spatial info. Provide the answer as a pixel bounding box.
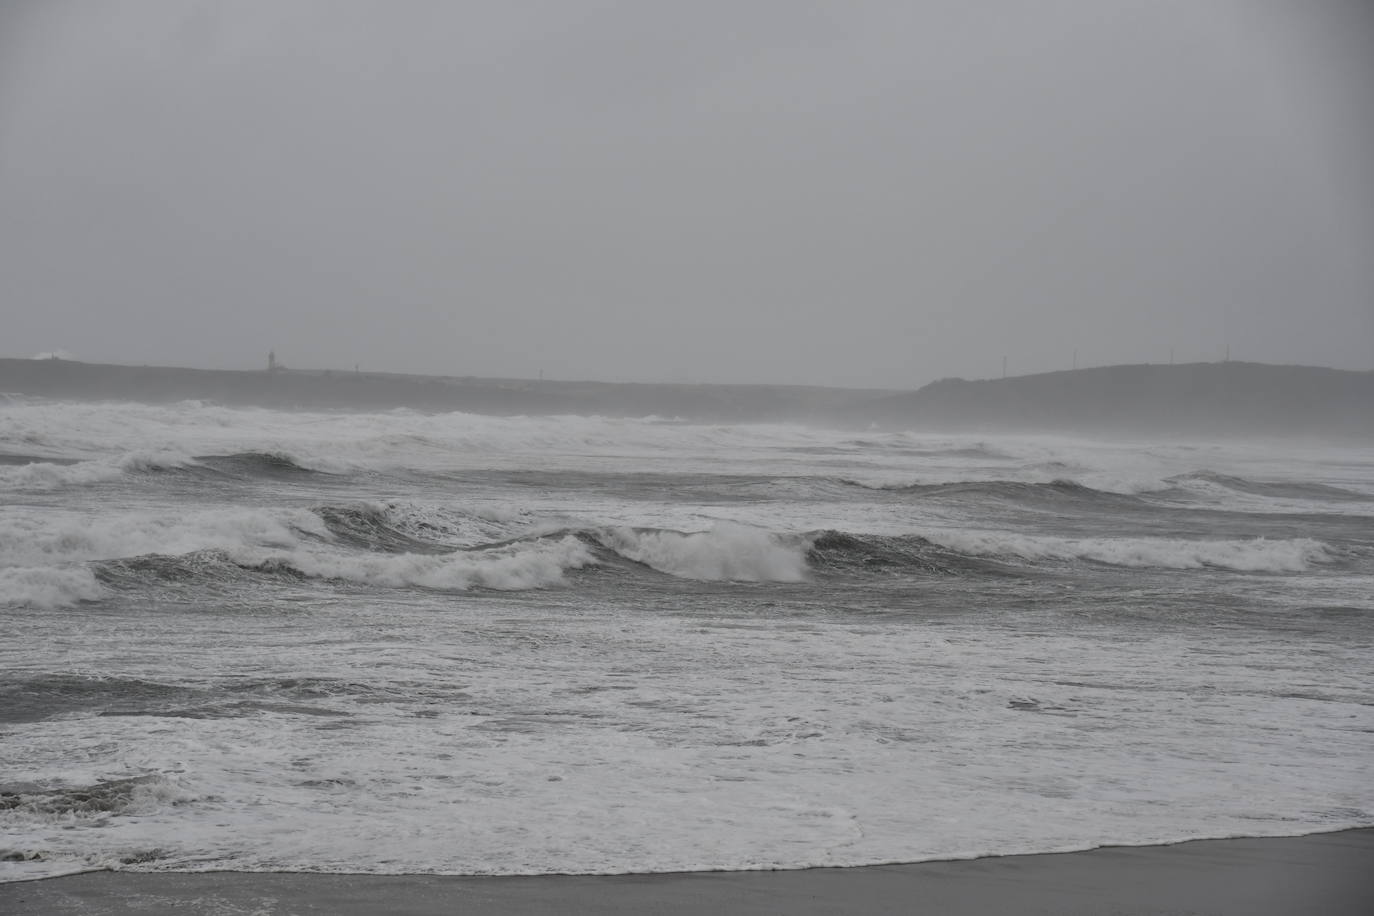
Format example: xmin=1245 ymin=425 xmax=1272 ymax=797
xmin=4 ymin=829 xmax=1372 ymax=915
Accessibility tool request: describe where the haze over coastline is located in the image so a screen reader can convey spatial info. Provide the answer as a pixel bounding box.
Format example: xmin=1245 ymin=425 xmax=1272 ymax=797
xmin=3 ymin=355 xmax=1371 ymax=438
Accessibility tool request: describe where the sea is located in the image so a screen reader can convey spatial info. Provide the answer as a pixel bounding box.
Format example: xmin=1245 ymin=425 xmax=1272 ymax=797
xmin=2 ymin=397 xmax=1372 ymax=881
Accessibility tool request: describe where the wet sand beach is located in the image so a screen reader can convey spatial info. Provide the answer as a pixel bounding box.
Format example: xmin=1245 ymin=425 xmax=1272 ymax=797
xmin=4 ymin=829 xmax=1371 ymax=915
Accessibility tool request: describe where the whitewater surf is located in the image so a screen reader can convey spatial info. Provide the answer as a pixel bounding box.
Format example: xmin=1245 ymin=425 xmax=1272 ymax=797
xmin=2 ymin=399 xmax=1371 ymax=879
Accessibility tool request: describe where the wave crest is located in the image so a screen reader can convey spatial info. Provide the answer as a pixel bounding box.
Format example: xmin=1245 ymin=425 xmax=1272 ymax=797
xmin=1164 ymin=470 xmax=1371 ymax=502
xmin=195 ymin=450 xmax=342 ymax=477
xmin=594 ymin=523 xmax=809 ymax=582
xmin=0 ymin=508 xmax=326 ymax=568
xmin=234 ymin=534 xmax=597 ymax=591
xmin=311 ymin=501 xmax=533 ymax=552
xmin=838 ymin=477 xmax=1142 ymax=505
xmin=0 ymin=450 xmax=199 ymax=491
xmin=922 ymin=530 xmax=1332 ymax=572
xmin=0 ymin=566 xmax=104 ymax=609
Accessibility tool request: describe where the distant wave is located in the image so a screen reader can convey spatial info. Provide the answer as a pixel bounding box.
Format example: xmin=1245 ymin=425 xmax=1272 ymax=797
xmin=0 ymin=449 xmax=357 ymax=492
xmin=898 ymin=444 xmax=1011 ymax=460
xmin=837 ymin=477 xmax=1145 ymax=506
xmin=917 ymin=529 xmax=1333 ymax=572
xmin=1162 ymin=470 xmax=1371 ymax=502
xmin=0 ymin=453 xmax=79 ymax=467
xmin=797 ymin=441 xmax=1010 ymax=461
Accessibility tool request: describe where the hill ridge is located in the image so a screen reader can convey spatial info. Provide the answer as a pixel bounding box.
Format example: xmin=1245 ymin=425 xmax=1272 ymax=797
xmin=1 ymin=357 xmax=1369 ymax=437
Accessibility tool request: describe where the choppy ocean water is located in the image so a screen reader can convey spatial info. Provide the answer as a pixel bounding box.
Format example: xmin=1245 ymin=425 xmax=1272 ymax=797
xmin=1 ymin=398 xmax=1372 ymax=880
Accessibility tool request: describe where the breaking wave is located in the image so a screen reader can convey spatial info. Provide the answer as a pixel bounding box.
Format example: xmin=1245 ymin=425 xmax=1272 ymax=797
xmin=0 ymin=507 xmax=326 ymax=568
xmin=592 ymin=523 xmax=809 ymax=582
xmin=234 ymin=534 xmax=597 ymax=591
xmin=304 ymin=502 xmax=820 ymax=584
xmin=93 ymin=525 xmax=810 ymax=592
xmin=0 ymin=567 xmax=104 ymax=609
xmin=6 ymin=520 xmax=1339 ymax=613
xmin=2 ymin=484 xmax=1345 ymax=612
xmin=0 ymin=450 xmax=199 ymax=490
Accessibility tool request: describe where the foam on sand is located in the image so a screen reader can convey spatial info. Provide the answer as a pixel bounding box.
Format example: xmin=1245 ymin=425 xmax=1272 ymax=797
xmin=3 ymin=830 xmax=1370 ymax=915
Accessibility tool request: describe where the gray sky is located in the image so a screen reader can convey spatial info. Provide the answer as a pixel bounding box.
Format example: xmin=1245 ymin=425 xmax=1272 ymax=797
xmin=2 ymin=0 xmax=1370 ymax=387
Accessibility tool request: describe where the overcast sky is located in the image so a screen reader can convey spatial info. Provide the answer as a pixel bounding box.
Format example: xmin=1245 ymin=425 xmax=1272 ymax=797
xmin=2 ymin=1 xmax=1370 ymax=387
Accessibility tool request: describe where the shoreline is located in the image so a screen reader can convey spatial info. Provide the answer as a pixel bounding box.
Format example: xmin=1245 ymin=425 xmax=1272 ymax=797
xmin=5 ymin=828 xmax=1372 ymax=915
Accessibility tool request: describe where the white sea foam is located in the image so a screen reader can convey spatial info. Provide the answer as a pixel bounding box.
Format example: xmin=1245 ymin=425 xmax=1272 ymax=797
xmin=2 ymin=403 xmax=1371 ymax=882
xmin=0 ymin=450 xmax=199 ymax=490
xmin=598 ymin=523 xmax=809 ymax=581
xmin=0 ymin=566 xmax=104 ymax=608
xmin=0 ymin=503 xmax=589 ymax=596
xmin=0 ymin=506 xmax=327 ymax=568
xmin=234 ymin=535 xmax=597 ymax=591
xmin=2 ymin=609 xmax=1370 ymax=881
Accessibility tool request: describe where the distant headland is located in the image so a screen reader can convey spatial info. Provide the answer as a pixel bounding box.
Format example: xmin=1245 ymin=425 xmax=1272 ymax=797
xmin=0 ymin=356 xmax=879 ymax=424
xmin=855 ymin=362 xmax=1373 ymax=438
xmin=1 ymin=357 xmax=1370 ymax=438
